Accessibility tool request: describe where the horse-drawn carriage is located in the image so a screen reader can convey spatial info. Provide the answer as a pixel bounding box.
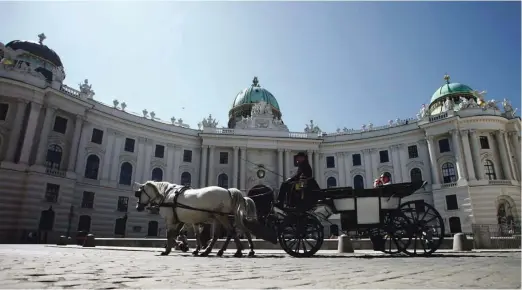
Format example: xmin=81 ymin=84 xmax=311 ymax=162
xmin=246 ymin=179 xmax=445 ymax=257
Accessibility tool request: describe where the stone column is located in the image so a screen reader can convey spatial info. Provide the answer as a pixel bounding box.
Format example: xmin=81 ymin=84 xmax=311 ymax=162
xmin=469 ymin=130 xmax=485 ymax=180
xmin=207 ymin=146 xmax=215 ymax=185
xmin=398 ymin=145 xmax=409 ymax=183
xmin=495 ymin=131 xmax=513 ymax=180
xmin=199 ymin=145 xmax=208 ymax=187
xmin=173 ymin=145 xmax=182 ymax=183
xmin=460 ymin=130 xmax=476 ymax=181
xmin=344 ymin=152 xmax=353 ymax=187
xmin=390 ymin=145 xmax=402 ymax=182
xmin=508 ymin=131 xmax=521 ymax=180
xmin=233 ymin=146 xmax=240 ymax=188
xmin=502 ymin=131 xmax=516 ymax=180
xmin=67 ymin=115 xmax=84 ymax=172
xmin=277 ymin=149 xmax=284 ymax=185
xmin=284 ymin=149 xmax=291 ymax=179
xmin=363 ymin=149 xmax=373 ymax=188
xmin=337 ymin=152 xmax=346 ymax=186
xmin=166 ymin=144 xmax=176 ymax=181
xmin=370 ymin=149 xmax=379 ymax=179
xmin=240 ymin=147 xmax=247 ymax=190
xmin=110 ymin=131 xmax=124 ymax=181
xmin=450 ymin=129 xmax=467 ymax=182
xmin=417 ymin=140 xmax=433 ymax=184
xmin=135 ymin=138 xmax=146 ymax=183
xmin=101 ymin=130 xmax=116 ymax=181
xmin=19 ymin=102 xmax=42 ymax=164
xmin=34 ymin=106 xmax=57 ymax=166
xmin=313 ymin=150 xmax=320 ymax=181
xmin=141 ymin=139 xmax=154 ymax=181
xmin=426 ymin=136 xmax=441 ymax=184
xmin=4 ymin=100 xmax=28 ymax=162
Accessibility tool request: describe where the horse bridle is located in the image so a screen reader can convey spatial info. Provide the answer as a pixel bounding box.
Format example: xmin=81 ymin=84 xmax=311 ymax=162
xmin=135 ymin=185 xmax=166 ymax=209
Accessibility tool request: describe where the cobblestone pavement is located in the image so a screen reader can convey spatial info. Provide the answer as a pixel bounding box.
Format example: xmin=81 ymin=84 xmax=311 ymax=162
xmin=0 ymin=245 xmax=519 ymax=289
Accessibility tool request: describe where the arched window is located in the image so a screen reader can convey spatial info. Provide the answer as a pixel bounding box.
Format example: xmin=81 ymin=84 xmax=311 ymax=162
xmin=327 ymin=177 xmax=337 ymax=188
xmin=45 ymin=144 xmax=62 ymax=170
xmin=383 ymin=172 xmax=392 ymax=183
xmin=77 ymin=215 xmax=91 ymax=232
xmin=218 ymin=173 xmax=229 ymax=189
xmin=181 ymin=172 xmax=191 ymax=186
xmin=84 ymin=155 xmax=100 ymax=179
xmin=484 ymin=160 xmax=497 ymax=180
xmin=151 ymin=168 xmax=163 ymax=181
xmin=353 ymin=175 xmax=364 ymax=189
xmin=449 ymin=217 xmax=462 ymax=233
xmin=147 ymin=221 xmax=159 ymax=237
xmin=441 ymin=162 xmax=457 ymax=183
xmin=119 ymin=162 xmax=133 ymax=185
xmin=410 ymin=168 xmax=423 ymax=183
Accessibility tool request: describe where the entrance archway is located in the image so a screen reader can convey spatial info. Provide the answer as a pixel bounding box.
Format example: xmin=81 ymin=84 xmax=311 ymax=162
xmin=38 ymin=206 xmax=55 ymax=244
xmin=496 ymin=196 xmax=518 ymax=234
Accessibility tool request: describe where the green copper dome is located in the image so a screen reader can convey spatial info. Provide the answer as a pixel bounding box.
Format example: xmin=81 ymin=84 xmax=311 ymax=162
xmin=232 ymin=77 xmax=280 ymax=110
xmin=430 ymin=74 xmax=474 ymax=103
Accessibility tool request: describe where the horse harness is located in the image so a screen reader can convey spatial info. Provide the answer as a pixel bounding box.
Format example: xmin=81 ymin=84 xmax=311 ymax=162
xmin=143 ymin=185 xmax=235 ymax=223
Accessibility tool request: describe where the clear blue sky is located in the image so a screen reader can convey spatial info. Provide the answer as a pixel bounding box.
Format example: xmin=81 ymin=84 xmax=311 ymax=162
xmin=1 ymin=1 xmax=520 ymax=132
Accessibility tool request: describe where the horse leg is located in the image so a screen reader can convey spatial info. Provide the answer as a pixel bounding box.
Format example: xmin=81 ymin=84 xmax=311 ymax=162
xmin=245 ymin=231 xmax=255 ymax=257
xmin=161 ymin=223 xmax=182 ymax=256
xmin=192 ymin=224 xmax=202 ymax=256
xmin=200 ymin=220 xmax=221 ymax=257
xmin=214 ymin=215 xmax=243 ymax=257
xmin=218 ymin=223 xmax=233 ymax=257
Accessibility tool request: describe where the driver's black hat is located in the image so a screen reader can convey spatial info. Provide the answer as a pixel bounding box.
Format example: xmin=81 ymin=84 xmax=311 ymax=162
xmin=296 ymin=151 xmax=308 ymax=158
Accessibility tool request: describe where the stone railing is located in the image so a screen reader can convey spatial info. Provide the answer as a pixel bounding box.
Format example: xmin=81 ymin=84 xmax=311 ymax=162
xmin=488 ymin=180 xmax=512 ymax=186
xmin=60 ymin=84 xmax=81 ymax=98
xmin=203 ymin=127 xmax=320 ymax=139
xmin=323 ymin=117 xmax=418 ymax=137
xmin=428 ymin=112 xmax=449 ymax=122
xmin=440 ymin=182 xmax=457 ymax=188
xmin=45 ymin=167 xmax=66 ymax=177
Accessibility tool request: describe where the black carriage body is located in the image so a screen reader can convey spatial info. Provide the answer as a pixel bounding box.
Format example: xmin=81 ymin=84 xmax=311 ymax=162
xmin=317 ymin=181 xmax=426 ymax=232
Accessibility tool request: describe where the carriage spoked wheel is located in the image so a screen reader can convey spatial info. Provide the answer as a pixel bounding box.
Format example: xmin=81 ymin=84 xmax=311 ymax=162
xmin=397 ymin=201 xmax=445 ymax=256
xmin=278 ymin=212 xmax=324 ymax=258
xmin=378 ymin=211 xmax=413 ymax=254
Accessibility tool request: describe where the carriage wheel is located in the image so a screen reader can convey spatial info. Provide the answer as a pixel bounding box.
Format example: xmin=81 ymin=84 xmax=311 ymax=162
xmin=379 ymin=211 xmax=413 ymax=254
xmin=398 ymin=201 xmax=445 ymax=256
xmin=278 ymin=212 xmax=324 ymax=258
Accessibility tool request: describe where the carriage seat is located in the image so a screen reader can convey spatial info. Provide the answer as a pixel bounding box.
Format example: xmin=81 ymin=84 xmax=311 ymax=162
xmin=247 ymin=188 xmax=275 ymax=218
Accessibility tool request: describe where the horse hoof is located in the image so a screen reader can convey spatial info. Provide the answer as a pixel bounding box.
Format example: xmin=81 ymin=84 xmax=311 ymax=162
xmin=217 ymin=250 xmax=224 ymax=257
xmin=192 ymin=251 xmax=199 ymax=256
xmin=181 ymin=245 xmax=189 ymax=252
xmin=234 ymin=251 xmax=243 ymax=258
xmin=200 ymin=252 xmax=210 ymax=257
xmin=248 ymin=251 xmax=255 ymax=257
xmin=160 ymin=251 xmax=170 ymax=256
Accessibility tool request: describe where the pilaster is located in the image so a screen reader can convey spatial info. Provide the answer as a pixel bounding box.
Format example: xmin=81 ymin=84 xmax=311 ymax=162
xmin=4 ymin=100 xmax=28 ymax=162
xmin=240 ymin=147 xmax=247 ymax=190
xmin=135 ymin=137 xmax=147 ymax=183
xmin=426 ymin=135 xmax=441 ymax=187
xmin=199 ymin=145 xmax=208 ymax=187
xmin=101 ymin=129 xmax=116 ymax=182
xmin=450 ymin=129 xmax=467 ymax=185
xmin=208 ymin=145 xmax=216 ymax=185
xmin=336 ymin=152 xmax=346 ymax=186
xmin=233 ymin=146 xmax=240 ymax=188
xmin=109 ymin=130 xmax=124 ymax=185
xmin=19 ymin=102 xmax=42 ymax=164
xmin=362 ymin=149 xmax=373 ymax=188
xmin=344 ymin=152 xmax=352 ymax=187
xmin=469 ymin=130 xmax=485 ymax=180
xmin=277 ymin=149 xmax=284 ymax=185
xmin=66 ymin=114 xmax=84 ymax=175
xmin=495 ymin=131 xmax=513 ymax=180
xmin=34 ymin=106 xmax=57 ymax=166
xmin=460 ymin=130 xmax=476 ymax=181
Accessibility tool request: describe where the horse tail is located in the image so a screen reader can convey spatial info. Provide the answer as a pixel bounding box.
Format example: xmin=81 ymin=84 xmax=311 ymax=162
xmin=228 ymin=188 xmax=256 ymax=231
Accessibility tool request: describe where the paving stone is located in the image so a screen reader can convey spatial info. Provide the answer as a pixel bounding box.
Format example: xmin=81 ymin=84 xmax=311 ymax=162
xmin=0 ymin=245 xmax=519 ymax=289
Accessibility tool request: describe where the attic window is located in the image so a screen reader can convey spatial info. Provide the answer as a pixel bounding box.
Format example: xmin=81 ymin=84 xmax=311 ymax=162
xmin=255 ymin=89 xmax=259 ymax=92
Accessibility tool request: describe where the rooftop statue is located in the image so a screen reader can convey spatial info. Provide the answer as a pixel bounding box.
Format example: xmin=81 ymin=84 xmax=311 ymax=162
xmin=304 ymin=120 xmax=321 ymax=134
xmin=201 ymin=114 xmax=218 ymax=128
xmin=472 ymin=90 xmax=487 ymax=107
xmin=502 ymin=98 xmax=518 ymax=118
xmin=37 ymin=33 xmax=47 ymax=45
xmin=251 ymin=101 xmax=272 ymax=117
xmin=442 ymin=97 xmax=454 ymax=112
xmin=79 ymin=79 xmax=95 ymax=98
xmin=417 ymin=104 xmax=427 ymax=120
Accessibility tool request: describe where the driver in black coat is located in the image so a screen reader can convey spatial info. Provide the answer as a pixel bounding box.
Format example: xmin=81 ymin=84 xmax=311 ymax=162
xmin=275 ymin=152 xmax=317 ymax=207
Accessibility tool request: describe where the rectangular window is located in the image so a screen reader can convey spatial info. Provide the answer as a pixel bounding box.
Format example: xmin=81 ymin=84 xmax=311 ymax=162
xmin=326 ymin=156 xmax=335 ymax=168
xmin=219 ymin=152 xmax=228 ymax=164
xmin=52 ymin=116 xmax=68 ymax=134
xmin=45 ymin=183 xmax=60 ymax=203
xmin=445 ymin=194 xmax=459 ymax=211
xmin=439 ymin=138 xmax=450 ymax=153
xmin=352 ymin=154 xmax=362 ymax=166
xmin=124 ymin=138 xmax=135 ymax=152
xmin=117 ymin=196 xmax=129 ymax=212
xmin=154 ymin=144 xmax=165 ymax=158
xmin=183 ymin=150 xmax=192 ymax=163
xmin=379 ymin=150 xmax=389 ymax=163
xmin=91 ymin=128 xmax=104 ymax=144
xmin=408 ymin=145 xmax=419 ymax=159
xmin=0 ymin=103 xmax=9 ymax=120
xmin=81 ymin=191 xmax=95 ymax=208
xmin=479 ymin=136 xmax=490 ymax=149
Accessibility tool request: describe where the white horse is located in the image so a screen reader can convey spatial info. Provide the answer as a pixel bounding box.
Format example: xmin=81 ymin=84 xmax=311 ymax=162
xmin=134 ymin=181 xmax=256 ymax=257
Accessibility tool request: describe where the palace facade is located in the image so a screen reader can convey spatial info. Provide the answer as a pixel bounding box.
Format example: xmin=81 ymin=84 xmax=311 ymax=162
xmin=0 ymin=35 xmax=520 ymax=243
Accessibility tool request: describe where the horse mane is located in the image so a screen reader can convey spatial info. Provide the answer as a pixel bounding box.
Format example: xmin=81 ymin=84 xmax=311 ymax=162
xmin=145 ymin=181 xmax=175 ymax=196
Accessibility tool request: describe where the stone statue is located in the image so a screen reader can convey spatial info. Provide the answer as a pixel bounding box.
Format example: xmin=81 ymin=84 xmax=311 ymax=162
xmin=178 ymin=118 xmax=183 ymax=124
xmin=485 ymin=99 xmax=499 ymax=110
xmin=79 ymin=79 xmax=95 ymax=98
xmin=150 ymin=111 xmax=156 ymax=120
xmin=443 ymin=98 xmax=454 ymax=112
xmin=502 ymin=98 xmax=518 ymax=118
xmin=395 ymin=118 xmax=401 ymax=125
xmin=458 ymin=96 xmax=469 ymax=110
xmin=38 ymin=33 xmax=47 ymax=45
xmin=418 ymin=104 xmax=427 ymax=119
xmin=142 ymin=109 xmax=148 ymax=117
xmin=472 ymin=90 xmax=487 ymax=107
xmin=368 ymin=122 xmax=374 ymax=130
xmin=201 ymin=114 xmax=218 ymax=128
xmin=304 ymin=120 xmax=321 ymax=133
xmin=336 ymin=128 xmax=341 ymax=133
xmin=468 ymin=98 xmax=478 ymax=108
xmin=113 ymin=99 xmax=119 ymax=108
xmin=171 ymin=117 xmax=176 ymax=124
xmin=121 ymin=102 xmax=127 ymax=111
xmin=362 ymin=124 xmax=367 ymax=131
